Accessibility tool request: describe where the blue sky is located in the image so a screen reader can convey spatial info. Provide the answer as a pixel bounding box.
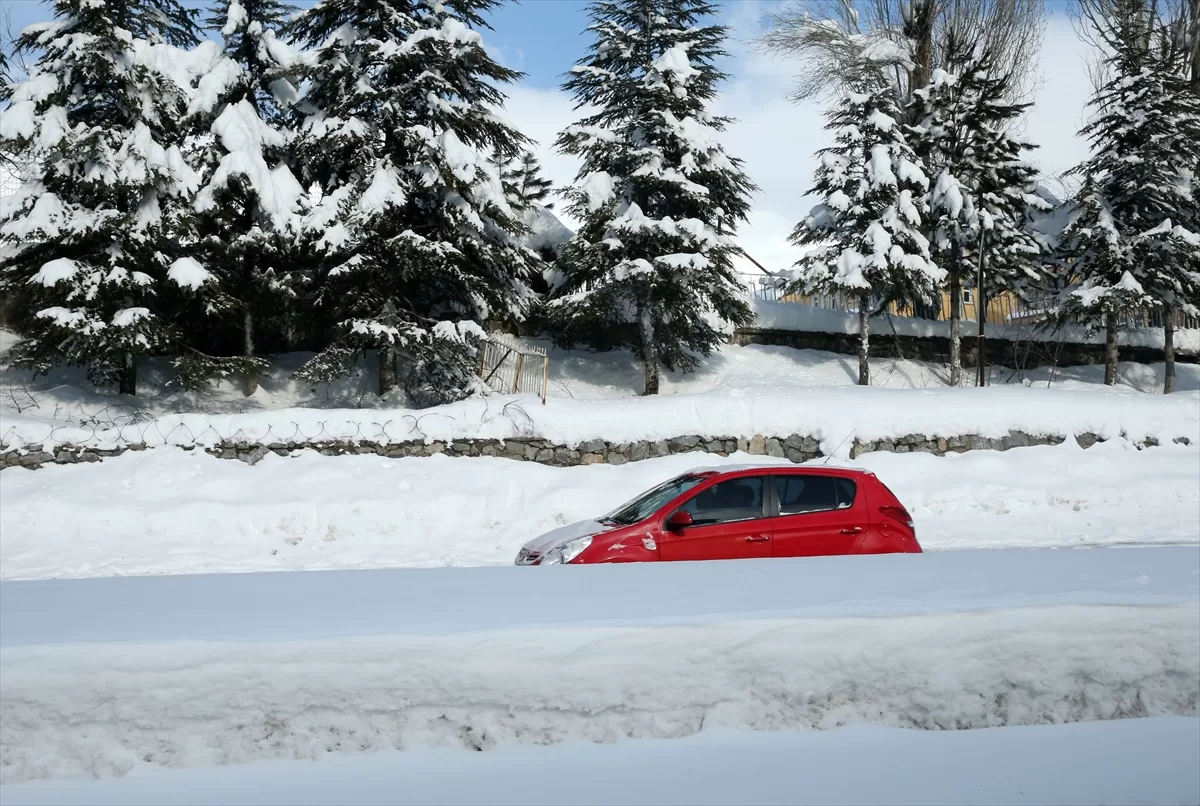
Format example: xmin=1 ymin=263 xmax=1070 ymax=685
xmin=5 ymin=0 xmax=761 ymax=88
xmin=3 ymin=0 xmax=1091 ymax=273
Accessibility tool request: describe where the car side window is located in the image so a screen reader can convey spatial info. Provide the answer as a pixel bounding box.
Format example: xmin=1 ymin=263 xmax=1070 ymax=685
xmin=678 ymin=477 xmax=765 ymax=526
xmin=836 ymin=478 xmax=857 ymax=509
xmin=775 ymin=475 xmax=856 ymax=515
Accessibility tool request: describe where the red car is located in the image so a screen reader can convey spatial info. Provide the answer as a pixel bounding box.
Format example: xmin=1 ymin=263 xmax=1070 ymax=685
xmin=516 ymin=464 xmax=920 ymax=565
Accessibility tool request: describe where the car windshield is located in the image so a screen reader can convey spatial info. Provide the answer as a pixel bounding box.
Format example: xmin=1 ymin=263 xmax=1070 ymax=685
xmin=601 ymin=474 xmax=708 ymax=526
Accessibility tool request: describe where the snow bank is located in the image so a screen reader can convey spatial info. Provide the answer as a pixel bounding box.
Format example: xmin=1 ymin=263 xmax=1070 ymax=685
xmin=748 ymin=298 xmax=1200 ymax=352
xmin=2 ymin=380 xmax=1196 ymax=454
xmin=3 ymin=718 xmax=1197 ymax=806
xmin=5 ymin=545 xmax=1197 ymax=646
xmin=1 ymin=548 xmax=1197 ymax=784
xmin=1 ymin=442 xmax=1196 ymax=580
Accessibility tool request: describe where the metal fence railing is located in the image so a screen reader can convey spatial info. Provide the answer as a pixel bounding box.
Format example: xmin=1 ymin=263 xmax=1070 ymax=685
xmin=478 ymin=333 xmax=549 ymax=404
xmin=737 ymin=273 xmax=1200 ymax=330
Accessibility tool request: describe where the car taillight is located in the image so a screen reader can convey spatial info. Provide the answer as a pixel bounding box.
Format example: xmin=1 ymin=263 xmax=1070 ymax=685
xmin=879 ymin=506 xmax=914 ymax=529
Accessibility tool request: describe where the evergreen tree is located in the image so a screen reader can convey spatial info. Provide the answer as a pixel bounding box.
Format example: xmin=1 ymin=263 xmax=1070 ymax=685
xmin=499 ymin=148 xmax=565 ymax=276
xmin=909 ymin=46 xmax=1045 ymax=385
xmin=550 ymin=0 xmax=755 ymax=395
xmin=1059 ymin=22 xmax=1200 ymax=388
xmin=171 ymin=0 xmax=306 ymax=395
xmin=972 ymin=103 xmax=1048 ymax=306
xmin=0 ymin=0 xmax=200 ymax=395
xmin=288 ymin=0 xmax=536 ymax=402
xmin=784 ymin=75 xmax=942 ymax=386
xmin=502 ymin=150 xmax=554 ymax=210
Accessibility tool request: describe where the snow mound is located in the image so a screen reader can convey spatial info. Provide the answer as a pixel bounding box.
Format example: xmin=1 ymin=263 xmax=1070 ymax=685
xmin=1 ymin=547 xmax=1196 ymax=784
xmin=3 ymin=718 xmax=1197 ymax=806
xmin=1 ymin=442 xmax=1196 ymax=580
xmin=2 ymin=379 xmax=1195 ymax=454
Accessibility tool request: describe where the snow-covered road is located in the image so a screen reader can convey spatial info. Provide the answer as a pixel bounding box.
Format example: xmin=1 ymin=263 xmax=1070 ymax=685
xmin=2 ymin=440 xmax=1197 ymax=579
xmin=2 ymin=547 xmax=1197 ymax=786
xmin=4 ymin=718 xmax=1198 ymax=806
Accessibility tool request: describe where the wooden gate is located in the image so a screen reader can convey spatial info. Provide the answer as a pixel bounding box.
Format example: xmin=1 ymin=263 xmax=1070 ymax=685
xmin=478 ymin=333 xmax=549 ymax=404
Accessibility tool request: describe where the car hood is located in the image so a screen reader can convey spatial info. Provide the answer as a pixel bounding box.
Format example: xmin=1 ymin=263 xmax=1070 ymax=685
xmin=522 ymin=519 xmax=618 ymax=553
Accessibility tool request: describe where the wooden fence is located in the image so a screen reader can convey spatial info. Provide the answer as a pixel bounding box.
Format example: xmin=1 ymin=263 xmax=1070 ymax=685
xmin=478 ymin=333 xmax=549 ymax=404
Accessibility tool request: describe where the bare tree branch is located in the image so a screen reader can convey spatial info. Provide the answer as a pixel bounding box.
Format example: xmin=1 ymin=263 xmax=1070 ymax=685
xmin=1073 ymin=0 xmax=1197 ymax=88
xmin=755 ymin=0 xmax=1047 ymax=106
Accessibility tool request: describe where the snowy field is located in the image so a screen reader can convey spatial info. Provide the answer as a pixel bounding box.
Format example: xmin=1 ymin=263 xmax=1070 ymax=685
xmin=3 ymin=718 xmax=1198 ymax=806
xmin=1 ymin=547 xmax=1197 ymax=789
xmin=4 ymin=321 xmax=1199 ymax=420
xmin=3 ymin=330 xmax=1198 ymax=805
xmin=2 ymin=441 xmax=1197 ymax=579
xmin=3 ymin=327 xmax=1199 ymax=456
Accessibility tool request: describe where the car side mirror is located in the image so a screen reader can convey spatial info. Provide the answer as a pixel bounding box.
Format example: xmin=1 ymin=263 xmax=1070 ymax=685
xmin=667 ymin=511 xmax=693 ymax=531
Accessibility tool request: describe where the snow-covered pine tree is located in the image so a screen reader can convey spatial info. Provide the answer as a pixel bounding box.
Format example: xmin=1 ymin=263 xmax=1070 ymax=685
xmin=288 ymin=0 xmax=536 ymax=402
xmin=1059 ymin=7 xmax=1200 ymax=389
xmin=1058 ymin=181 xmax=1156 ymax=383
xmin=971 ymin=103 xmax=1048 ymax=307
xmin=0 ymin=0 xmax=200 ymax=395
xmin=502 ymin=150 xmax=554 ymax=210
xmin=171 ymin=0 xmax=306 ymax=395
xmin=550 ymin=0 xmax=755 ymax=395
xmin=499 ymin=148 xmax=566 ymax=274
xmin=784 ymin=74 xmax=942 ymax=386
xmin=909 ymin=46 xmax=1043 ymax=385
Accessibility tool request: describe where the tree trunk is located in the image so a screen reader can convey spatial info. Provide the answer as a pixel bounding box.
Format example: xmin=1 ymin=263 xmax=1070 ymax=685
xmin=977 ymin=230 xmax=987 ymax=387
xmin=243 ymin=309 xmax=258 ymax=396
xmin=949 ymin=266 xmax=963 ymax=386
xmin=379 ymin=343 xmax=397 ymax=396
xmin=638 ymin=302 xmax=659 ymax=396
xmin=976 ymin=288 xmax=987 ymax=387
xmin=908 ymin=0 xmax=935 ymax=103
xmin=119 ymin=351 xmax=137 ymax=396
xmin=1164 ymin=310 xmax=1175 ymax=394
xmin=857 ymin=292 xmax=870 ymax=386
xmin=1104 ymin=312 xmax=1119 ymax=386
xmin=1188 ymin=0 xmax=1200 ymax=97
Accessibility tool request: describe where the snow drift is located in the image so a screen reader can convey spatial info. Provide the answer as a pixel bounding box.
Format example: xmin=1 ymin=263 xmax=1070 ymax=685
xmin=4 ymin=718 xmax=1198 ymax=806
xmin=2 ymin=442 xmax=1196 ymax=580
xmin=1 ymin=547 xmax=1197 ymax=784
xmin=2 ymin=380 xmax=1197 ymax=454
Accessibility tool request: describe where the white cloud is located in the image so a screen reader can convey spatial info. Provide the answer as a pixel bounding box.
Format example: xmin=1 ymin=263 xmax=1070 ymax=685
xmin=500 ymin=9 xmax=1092 ymax=278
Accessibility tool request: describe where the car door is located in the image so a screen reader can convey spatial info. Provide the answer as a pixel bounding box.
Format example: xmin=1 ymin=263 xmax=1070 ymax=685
xmin=770 ymin=474 xmax=866 ymax=557
xmin=659 ymin=475 xmax=772 ymax=561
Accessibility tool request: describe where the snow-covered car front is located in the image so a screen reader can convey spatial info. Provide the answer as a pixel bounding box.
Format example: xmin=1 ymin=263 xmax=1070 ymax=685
xmin=515 ymin=519 xmax=615 ymax=565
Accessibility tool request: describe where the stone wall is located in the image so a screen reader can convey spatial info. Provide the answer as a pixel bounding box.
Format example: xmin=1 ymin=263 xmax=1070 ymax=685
xmin=2 ymin=430 xmax=1188 ymax=471
xmin=731 ymin=328 xmax=1199 ymax=369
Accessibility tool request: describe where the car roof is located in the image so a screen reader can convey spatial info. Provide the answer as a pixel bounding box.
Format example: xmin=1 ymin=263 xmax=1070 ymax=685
xmin=683 ymin=462 xmax=874 ymax=478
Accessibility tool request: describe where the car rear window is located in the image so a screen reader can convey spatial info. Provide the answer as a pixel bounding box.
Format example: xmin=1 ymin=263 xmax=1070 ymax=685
xmin=775 ymin=475 xmax=856 ymax=515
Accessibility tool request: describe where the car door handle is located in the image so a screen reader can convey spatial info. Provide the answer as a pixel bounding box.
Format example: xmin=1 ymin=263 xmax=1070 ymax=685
xmin=839 ymin=527 xmax=863 ymax=535
xmin=745 ymin=535 xmax=770 ymax=542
